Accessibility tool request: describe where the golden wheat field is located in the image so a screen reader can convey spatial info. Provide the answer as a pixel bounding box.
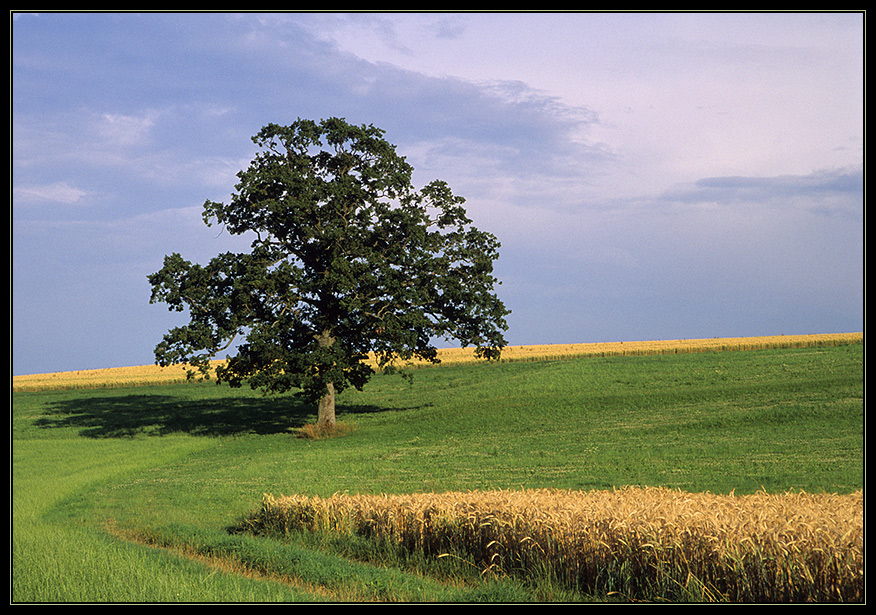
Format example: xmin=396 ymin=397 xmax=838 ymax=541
xmin=244 ymin=486 xmax=864 ymax=603
xmin=11 ymin=332 xmax=863 ymax=392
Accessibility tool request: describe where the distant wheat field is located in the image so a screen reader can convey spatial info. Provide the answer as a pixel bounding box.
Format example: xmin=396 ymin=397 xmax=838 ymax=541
xmin=12 ymin=332 xmax=862 ymax=392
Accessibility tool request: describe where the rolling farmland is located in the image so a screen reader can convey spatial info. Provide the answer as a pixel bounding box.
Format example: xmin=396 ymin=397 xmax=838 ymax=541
xmin=12 ymin=333 xmax=863 ymax=602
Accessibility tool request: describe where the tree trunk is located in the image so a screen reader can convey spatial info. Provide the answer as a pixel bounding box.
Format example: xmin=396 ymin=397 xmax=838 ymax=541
xmin=315 ymin=328 xmax=337 ymax=431
xmin=316 ymin=381 xmax=336 ymax=431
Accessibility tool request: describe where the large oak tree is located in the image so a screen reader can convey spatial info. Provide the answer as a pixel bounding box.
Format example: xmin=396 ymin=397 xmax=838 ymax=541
xmin=148 ymin=118 xmax=510 ymax=431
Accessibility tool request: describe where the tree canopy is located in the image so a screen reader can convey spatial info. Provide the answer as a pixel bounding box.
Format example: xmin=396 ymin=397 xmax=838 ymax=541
xmin=148 ymin=117 xmax=510 ymax=429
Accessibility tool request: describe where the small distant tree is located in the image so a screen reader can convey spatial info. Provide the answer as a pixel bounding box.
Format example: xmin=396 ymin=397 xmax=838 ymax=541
xmin=148 ymin=117 xmax=510 ymax=431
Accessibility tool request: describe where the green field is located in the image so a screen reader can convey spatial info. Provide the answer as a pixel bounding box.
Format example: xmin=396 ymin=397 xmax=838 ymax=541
xmin=11 ymin=342 xmax=864 ymax=602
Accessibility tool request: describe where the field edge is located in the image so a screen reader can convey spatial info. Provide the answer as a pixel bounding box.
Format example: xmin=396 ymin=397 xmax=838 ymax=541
xmin=12 ymin=332 xmax=863 ymax=392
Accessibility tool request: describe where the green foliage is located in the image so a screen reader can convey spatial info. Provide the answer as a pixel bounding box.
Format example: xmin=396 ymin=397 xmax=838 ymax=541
xmin=12 ymin=344 xmax=863 ymax=601
xmin=148 ymin=118 xmax=509 ymax=418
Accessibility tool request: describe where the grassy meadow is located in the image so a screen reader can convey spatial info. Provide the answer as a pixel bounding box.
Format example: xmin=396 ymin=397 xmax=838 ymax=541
xmin=11 ymin=335 xmax=864 ymax=602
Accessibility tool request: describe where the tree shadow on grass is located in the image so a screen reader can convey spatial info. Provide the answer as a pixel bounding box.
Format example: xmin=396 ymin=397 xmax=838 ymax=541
xmin=35 ymin=391 xmax=390 ymax=439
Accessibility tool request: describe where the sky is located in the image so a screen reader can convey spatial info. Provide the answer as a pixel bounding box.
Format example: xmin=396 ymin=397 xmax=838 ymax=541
xmin=12 ymin=11 xmax=864 ymax=376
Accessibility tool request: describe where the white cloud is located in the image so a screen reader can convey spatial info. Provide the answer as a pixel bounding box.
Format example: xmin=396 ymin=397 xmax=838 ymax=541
xmin=97 ymin=112 xmax=156 ymax=146
xmin=302 ymin=12 xmax=862 ymax=196
xmin=13 ymin=181 xmax=88 ymax=204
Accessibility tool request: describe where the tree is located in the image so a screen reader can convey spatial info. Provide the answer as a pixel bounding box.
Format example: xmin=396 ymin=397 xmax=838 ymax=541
xmin=148 ymin=117 xmax=510 ymax=431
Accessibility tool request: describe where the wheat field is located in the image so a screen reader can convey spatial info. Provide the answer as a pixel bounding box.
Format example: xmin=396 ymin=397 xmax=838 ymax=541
xmin=12 ymin=332 xmax=863 ymax=392
xmin=243 ymin=486 xmax=864 ymax=602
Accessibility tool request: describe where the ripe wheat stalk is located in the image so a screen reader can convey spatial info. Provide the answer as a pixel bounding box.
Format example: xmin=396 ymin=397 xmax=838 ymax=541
xmin=243 ymin=486 xmax=863 ymax=602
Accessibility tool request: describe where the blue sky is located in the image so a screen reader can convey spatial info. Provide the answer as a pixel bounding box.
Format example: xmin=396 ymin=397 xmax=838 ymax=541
xmin=12 ymin=11 xmax=864 ymax=376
